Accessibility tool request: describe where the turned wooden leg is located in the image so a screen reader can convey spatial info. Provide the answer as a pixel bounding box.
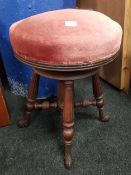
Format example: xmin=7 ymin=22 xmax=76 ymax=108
xmin=92 ymin=73 xmax=109 ymax=122
xmin=62 ymin=81 xmax=74 ymax=169
xmin=58 ymin=80 xmax=64 ymax=113
xmin=17 ymin=72 xmax=40 ymax=128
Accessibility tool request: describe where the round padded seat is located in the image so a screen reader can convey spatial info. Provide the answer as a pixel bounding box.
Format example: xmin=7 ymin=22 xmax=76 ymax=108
xmin=10 ymin=9 xmax=122 ymax=67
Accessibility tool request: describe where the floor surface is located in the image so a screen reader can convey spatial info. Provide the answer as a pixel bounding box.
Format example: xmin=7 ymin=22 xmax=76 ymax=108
xmin=0 ymin=78 xmax=131 ymax=175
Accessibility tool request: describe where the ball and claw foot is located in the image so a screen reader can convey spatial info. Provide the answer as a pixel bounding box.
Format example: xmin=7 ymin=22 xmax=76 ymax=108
xmin=99 ymin=109 xmax=109 ymax=122
xmin=64 ymin=154 xmax=72 ymax=170
xmin=17 ymin=117 xmax=31 ymax=128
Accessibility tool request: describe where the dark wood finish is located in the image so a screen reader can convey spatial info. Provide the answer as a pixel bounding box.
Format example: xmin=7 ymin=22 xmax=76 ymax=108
xmin=35 ymin=101 xmax=58 ymax=109
xmin=34 ymin=68 xmax=97 ymax=80
xmin=58 ymin=81 xmax=64 ymax=112
xmin=16 ymin=53 xmax=118 ymax=169
xmin=0 ymin=79 xmax=10 ymax=127
xmin=75 ymin=99 xmax=96 ymax=107
xmin=92 ymin=74 xmax=109 ymax=122
xmin=17 ymin=73 xmax=40 ymax=127
xmin=33 ymin=98 xmax=97 ymax=110
xmin=63 ymin=81 xmax=74 ymax=169
xmin=15 ymin=52 xmax=119 ymax=72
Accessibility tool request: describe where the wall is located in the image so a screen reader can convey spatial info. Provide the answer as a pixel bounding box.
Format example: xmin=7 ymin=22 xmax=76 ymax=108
xmin=77 ymin=0 xmax=125 ymax=90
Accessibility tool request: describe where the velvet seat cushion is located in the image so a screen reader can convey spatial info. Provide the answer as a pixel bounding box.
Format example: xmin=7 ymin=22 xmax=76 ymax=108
xmin=10 ymin=9 xmax=122 ymax=66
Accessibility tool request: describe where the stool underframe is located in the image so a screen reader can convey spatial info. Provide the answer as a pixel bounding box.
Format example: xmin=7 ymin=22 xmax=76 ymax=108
xmin=16 ymin=53 xmax=118 ymax=169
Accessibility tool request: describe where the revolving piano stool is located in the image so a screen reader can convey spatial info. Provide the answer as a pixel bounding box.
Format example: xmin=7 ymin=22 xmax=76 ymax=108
xmin=10 ymin=9 xmax=122 ymax=169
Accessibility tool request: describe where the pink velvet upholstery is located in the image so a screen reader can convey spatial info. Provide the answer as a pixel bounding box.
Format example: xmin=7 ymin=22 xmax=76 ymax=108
xmin=10 ymin=9 xmax=122 ymax=66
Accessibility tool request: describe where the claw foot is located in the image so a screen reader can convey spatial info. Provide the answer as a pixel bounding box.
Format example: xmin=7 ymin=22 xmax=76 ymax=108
xmin=64 ymin=154 xmax=72 ymax=170
xmin=99 ymin=109 xmax=109 ymax=122
xmin=17 ymin=117 xmax=31 ymax=128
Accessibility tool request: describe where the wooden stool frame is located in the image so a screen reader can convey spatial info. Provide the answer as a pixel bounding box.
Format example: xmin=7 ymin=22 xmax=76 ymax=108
xmin=16 ymin=52 xmax=118 ymax=169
